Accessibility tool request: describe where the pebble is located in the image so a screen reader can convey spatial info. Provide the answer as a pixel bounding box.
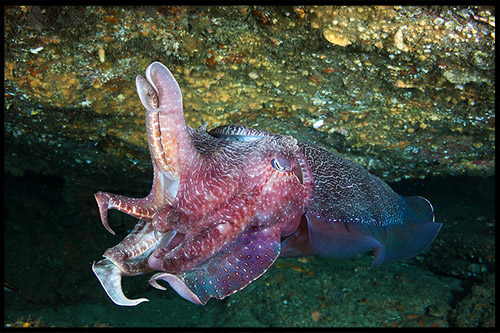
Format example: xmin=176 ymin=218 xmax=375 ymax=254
xmin=30 ymin=46 xmax=44 ymax=54
xmin=313 ymin=119 xmax=324 ymax=129
xmin=98 ymin=47 xmax=105 ymax=63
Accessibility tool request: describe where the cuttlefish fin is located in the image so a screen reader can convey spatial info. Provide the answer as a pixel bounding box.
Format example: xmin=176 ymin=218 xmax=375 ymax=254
xmin=305 ymin=194 xmax=441 ymax=268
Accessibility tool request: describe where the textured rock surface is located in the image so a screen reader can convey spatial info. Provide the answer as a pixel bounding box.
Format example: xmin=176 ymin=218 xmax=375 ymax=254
xmin=4 ymin=6 xmax=495 ymax=188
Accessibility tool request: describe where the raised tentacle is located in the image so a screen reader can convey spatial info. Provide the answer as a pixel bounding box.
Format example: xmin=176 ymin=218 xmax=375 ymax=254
xmin=136 ymin=62 xmax=202 ymax=188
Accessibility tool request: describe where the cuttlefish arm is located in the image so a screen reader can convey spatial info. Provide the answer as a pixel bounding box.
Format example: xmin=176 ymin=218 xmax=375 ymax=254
xmin=149 ymin=223 xmax=284 ymax=305
xmin=92 ymin=219 xmax=158 ymax=306
xmin=93 ymin=62 xmax=204 ymax=305
xmin=94 ymin=62 xmax=199 ymax=234
xmin=136 ymin=61 xmax=200 ymax=181
xmin=92 ymin=259 xmax=149 ymax=306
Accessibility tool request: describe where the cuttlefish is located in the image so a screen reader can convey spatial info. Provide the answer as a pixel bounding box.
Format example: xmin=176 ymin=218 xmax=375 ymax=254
xmin=92 ymin=62 xmax=442 ymax=306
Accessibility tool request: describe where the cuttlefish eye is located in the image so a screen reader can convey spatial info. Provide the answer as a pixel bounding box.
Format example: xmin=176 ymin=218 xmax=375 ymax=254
xmin=271 ymin=156 xmax=292 ymax=172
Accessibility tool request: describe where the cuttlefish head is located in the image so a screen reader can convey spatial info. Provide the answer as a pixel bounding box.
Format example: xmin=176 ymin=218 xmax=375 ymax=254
xmin=92 ymin=62 xmax=314 ymax=306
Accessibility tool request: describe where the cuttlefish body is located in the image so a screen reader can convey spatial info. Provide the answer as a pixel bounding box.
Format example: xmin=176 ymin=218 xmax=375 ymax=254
xmin=92 ymin=62 xmax=442 ymax=306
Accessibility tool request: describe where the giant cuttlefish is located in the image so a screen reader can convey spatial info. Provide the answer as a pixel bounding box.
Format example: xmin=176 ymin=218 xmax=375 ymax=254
xmin=92 ymin=62 xmax=442 ymax=306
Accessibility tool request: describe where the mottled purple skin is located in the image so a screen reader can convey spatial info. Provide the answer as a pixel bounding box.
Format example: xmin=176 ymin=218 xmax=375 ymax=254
xmin=92 ymin=62 xmax=442 ymax=306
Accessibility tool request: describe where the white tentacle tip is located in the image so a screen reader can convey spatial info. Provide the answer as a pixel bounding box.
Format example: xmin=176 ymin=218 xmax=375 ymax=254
xmin=92 ymin=259 xmax=149 ymax=306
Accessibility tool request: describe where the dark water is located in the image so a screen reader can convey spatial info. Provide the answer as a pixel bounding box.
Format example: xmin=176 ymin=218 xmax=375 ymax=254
xmin=4 ymin=170 xmax=494 ymax=327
